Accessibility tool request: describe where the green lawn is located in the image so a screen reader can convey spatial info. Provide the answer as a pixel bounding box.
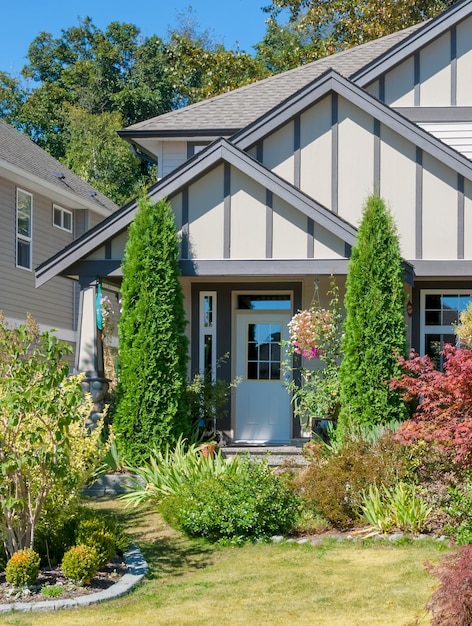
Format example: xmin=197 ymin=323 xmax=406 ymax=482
xmin=0 ymin=498 xmax=450 ymax=626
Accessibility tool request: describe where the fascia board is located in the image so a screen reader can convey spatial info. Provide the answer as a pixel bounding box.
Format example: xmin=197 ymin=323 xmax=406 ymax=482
xmin=352 ymin=0 xmax=472 ymax=86
xmin=234 ymin=69 xmax=472 ymax=183
xmin=0 ymin=159 xmax=113 ymax=216
xmin=36 ymin=137 xmax=357 ymax=286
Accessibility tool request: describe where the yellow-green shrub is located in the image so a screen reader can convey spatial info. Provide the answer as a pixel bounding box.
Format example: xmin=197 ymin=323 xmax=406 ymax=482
xmin=5 ymin=548 xmax=40 ymax=587
xmin=61 ymin=544 xmax=99 ymax=586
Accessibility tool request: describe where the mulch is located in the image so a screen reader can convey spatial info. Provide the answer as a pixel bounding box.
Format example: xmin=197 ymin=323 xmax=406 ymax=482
xmin=0 ymin=555 xmax=128 ymax=605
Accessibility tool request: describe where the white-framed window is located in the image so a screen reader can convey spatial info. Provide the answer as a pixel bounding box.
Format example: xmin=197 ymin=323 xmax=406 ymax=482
xmin=199 ymin=292 xmax=217 ymax=381
xmin=53 ymin=205 xmax=72 ymax=233
xmin=420 ymin=289 xmax=472 ymax=368
xmin=16 ymin=188 xmax=32 ymax=270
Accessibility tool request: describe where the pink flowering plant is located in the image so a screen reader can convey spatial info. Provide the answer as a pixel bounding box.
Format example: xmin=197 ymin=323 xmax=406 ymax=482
xmin=288 ymin=308 xmax=335 ymax=359
xmin=285 ymin=278 xmax=342 ymax=428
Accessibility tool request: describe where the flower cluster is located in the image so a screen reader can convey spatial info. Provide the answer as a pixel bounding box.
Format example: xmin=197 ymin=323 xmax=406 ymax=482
xmin=288 ymin=307 xmax=334 ymax=359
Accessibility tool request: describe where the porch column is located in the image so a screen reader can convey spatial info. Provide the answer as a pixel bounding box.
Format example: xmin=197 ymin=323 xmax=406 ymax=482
xmin=76 ymin=277 xmax=109 ymax=429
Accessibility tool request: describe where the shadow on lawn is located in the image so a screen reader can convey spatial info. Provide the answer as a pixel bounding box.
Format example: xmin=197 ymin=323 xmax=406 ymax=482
xmin=90 ymin=497 xmax=216 ymax=581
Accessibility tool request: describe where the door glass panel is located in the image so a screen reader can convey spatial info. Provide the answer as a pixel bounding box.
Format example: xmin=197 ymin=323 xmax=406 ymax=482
xmin=247 ymin=323 xmax=281 ymax=381
xmin=238 ymin=295 xmax=291 ymax=310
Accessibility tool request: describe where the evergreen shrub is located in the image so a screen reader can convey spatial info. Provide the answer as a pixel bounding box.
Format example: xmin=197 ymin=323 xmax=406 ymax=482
xmin=114 ymin=197 xmax=190 ymax=465
xmin=61 ymin=544 xmax=99 ymax=586
xmin=5 ymin=548 xmax=41 ymax=587
xmin=338 ymin=195 xmax=408 ymax=436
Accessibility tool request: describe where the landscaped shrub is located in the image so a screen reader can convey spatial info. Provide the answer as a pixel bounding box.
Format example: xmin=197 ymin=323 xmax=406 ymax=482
xmin=114 ymin=197 xmax=190 ymax=465
xmin=391 ymin=346 xmax=472 ymax=467
xmin=338 ymin=195 xmax=408 ymax=437
xmin=294 ymin=431 xmax=408 ymax=528
xmin=160 ymin=458 xmax=299 ymax=543
xmin=361 ymin=482 xmax=431 ymax=534
xmin=5 ymin=548 xmax=41 ymax=587
xmin=121 ymin=435 xmax=241 ymax=506
xmin=34 ymin=504 xmax=128 ymax=566
xmin=426 ymin=545 xmax=472 ymax=625
xmin=443 ymin=479 xmax=472 ymax=545
xmin=61 ymin=544 xmax=99 ymax=586
xmin=0 ymin=313 xmax=109 ymax=559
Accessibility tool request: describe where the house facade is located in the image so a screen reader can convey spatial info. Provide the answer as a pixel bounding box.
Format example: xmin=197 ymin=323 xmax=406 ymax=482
xmin=37 ymin=0 xmax=472 ymax=444
xmin=0 ymin=119 xmax=117 ymax=360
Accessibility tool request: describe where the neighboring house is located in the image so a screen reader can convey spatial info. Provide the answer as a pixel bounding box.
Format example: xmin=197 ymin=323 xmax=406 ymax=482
xmin=0 ymin=118 xmax=118 ymax=361
xmin=36 ymin=0 xmax=472 ymax=444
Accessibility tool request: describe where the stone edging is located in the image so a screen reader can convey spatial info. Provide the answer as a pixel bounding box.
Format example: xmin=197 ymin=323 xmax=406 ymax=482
xmin=0 ymin=543 xmax=148 ymax=614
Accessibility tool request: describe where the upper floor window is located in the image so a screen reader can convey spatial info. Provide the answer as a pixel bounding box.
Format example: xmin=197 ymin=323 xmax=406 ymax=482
xmin=16 ymin=189 xmax=32 ymax=270
xmin=53 ymin=205 xmax=72 ymax=233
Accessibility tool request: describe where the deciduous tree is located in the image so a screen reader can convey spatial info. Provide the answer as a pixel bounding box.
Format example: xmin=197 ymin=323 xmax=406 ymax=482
xmin=263 ymin=0 xmax=459 ymax=60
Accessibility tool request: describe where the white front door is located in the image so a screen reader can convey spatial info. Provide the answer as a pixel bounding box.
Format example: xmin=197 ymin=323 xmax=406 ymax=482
xmin=235 ymin=312 xmax=291 ymax=443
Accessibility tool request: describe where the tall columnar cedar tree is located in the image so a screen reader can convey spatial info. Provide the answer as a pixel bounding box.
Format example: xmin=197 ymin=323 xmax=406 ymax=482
xmin=338 ymin=195 xmax=408 ymax=436
xmin=114 ymin=197 xmax=190 ymax=465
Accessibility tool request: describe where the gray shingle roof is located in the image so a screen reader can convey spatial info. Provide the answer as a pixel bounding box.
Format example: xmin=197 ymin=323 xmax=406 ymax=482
xmin=122 ymin=22 xmax=424 ymax=136
xmin=0 ymin=119 xmax=118 ymax=214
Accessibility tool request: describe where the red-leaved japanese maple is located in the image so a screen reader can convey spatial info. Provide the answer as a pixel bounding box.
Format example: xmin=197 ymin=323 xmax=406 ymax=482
xmin=390 ymin=344 xmax=472 ymax=467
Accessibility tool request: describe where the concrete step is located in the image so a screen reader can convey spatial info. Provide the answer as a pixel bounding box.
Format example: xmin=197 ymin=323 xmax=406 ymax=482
xmin=221 ymin=442 xmax=309 ymax=467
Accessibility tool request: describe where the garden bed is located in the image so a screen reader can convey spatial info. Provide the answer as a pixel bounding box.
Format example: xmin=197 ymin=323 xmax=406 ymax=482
xmin=0 ymin=554 xmax=128 ymax=605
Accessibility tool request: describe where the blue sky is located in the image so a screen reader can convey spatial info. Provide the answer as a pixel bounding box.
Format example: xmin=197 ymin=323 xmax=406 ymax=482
xmin=1 ymin=1 xmax=271 ymax=78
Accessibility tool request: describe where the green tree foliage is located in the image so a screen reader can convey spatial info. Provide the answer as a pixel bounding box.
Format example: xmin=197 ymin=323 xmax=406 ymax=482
xmin=0 ymin=14 xmax=268 ymax=204
xmin=0 ymin=314 xmax=105 ymax=558
xmin=0 ymin=72 xmax=26 ymax=126
xmin=263 ymin=0 xmax=459 ymax=65
xmin=62 ymin=106 xmax=154 ymax=205
xmin=255 ymin=18 xmax=321 ymax=73
xmin=114 ymin=197 xmax=190 ymax=465
xmin=338 ymin=196 xmax=408 ymax=435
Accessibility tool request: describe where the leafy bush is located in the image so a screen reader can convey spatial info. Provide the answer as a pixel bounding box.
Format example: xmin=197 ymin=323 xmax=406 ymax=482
xmin=160 ymin=458 xmax=299 ymax=543
xmin=61 ymin=544 xmax=99 ymax=586
xmin=294 ymin=431 xmax=408 ymax=528
xmin=41 ymin=585 xmax=65 ymax=598
xmin=391 ymin=345 xmax=472 ymax=468
xmin=5 ymin=548 xmax=41 ymax=587
xmin=444 ymin=479 xmax=472 ymax=545
xmin=426 ymin=545 xmax=472 ymax=625
xmin=0 ymin=313 xmax=109 ymax=558
xmin=361 ymin=482 xmax=431 ymax=533
xmin=34 ymin=504 xmax=128 ymax=566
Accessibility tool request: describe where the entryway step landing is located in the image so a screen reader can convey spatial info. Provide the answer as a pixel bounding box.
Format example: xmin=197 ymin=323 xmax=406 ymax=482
xmin=222 ymin=441 xmax=309 ymax=467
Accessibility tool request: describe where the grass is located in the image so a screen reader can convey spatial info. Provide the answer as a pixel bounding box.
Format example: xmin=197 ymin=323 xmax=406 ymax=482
xmin=0 ymin=498 xmax=452 ymax=626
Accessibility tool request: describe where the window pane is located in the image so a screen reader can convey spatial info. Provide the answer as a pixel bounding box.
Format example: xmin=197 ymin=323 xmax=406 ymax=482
xmin=425 ymin=294 xmax=441 ymax=308
xmin=63 ymin=211 xmax=72 ymax=231
xmin=248 ymin=342 xmax=258 ymax=360
xmin=53 ymin=207 xmax=62 ymax=227
xmin=17 ymin=240 xmax=30 ymax=268
xmin=271 ymin=363 xmax=281 ymax=380
xmin=246 ymin=322 xmax=282 ymax=381
xmin=238 ymin=295 xmax=291 ymax=310
xmin=17 ymin=193 xmax=31 ymax=237
xmin=203 ymin=295 xmax=213 ymax=327
xmin=259 ymin=362 xmax=270 ymax=380
xmin=247 ymin=361 xmax=258 ymax=380
xmin=425 ymin=310 xmax=441 ymax=325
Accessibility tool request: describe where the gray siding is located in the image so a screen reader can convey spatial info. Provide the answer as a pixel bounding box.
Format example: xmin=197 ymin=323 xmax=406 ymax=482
xmin=0 ymin=174 xmax=81 ymax=336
